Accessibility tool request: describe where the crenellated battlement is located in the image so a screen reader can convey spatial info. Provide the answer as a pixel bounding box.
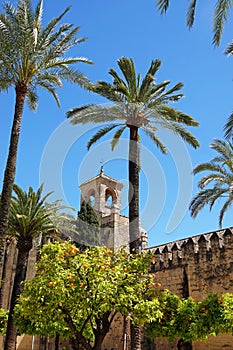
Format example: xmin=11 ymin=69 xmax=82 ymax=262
xmin=148 ymin=227 xmax=233 ymax=271
xmin=147 ymin=227 xmax=233 ymax=350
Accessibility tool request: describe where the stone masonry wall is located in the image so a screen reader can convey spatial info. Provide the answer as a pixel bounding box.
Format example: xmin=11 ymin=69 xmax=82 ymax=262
xmin=148 ymin=227 xmax=233 ymax=350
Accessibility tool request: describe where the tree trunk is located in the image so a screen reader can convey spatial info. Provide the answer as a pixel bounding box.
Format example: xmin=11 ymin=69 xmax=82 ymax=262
xmin=123 ymin=316 xmax=130 ymax=350
xmin=69 ymin=337 xmax=81 ymax=350
xmin=128 ymin=126 xmax=140 ymax=253
xmin=130 ymin=323 xmax=141 ymax=350
xmin=92 ymin=313 xmax=112 ymax=350
xmin=0 ymin=238 xmax=12 ymax=307
xmin=4 ymin=239 xmax=32 ymax=350
xmin=0 ymin=84 xmax=27 ymax=281
xmin=128 ymin=126 xmax=141 ymax=350
xmin=64 ymin=313 xmax=92 ymax=350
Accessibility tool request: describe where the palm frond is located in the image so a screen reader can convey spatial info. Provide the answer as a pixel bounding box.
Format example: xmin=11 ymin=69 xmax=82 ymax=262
xmin=110 ymin=125 xmax=127 ymax=150
xmin=210 ymin=138 xmax=232 ymax=159
xmin=157 ymin=0 xmax=170 ymax=14
xmin=148 ymin=80 xmax=170 ymax=98
xmin=193 ymin=162 xmax=228 ymax=176
xmin=109 ymin=68 xmax=128 ymax=93
xmin=142 ymin=126 xmax=167 ymax=154
xmin=225 ymin=41 xmax=233 ymax=55
xmin=154 ymin=105 xmax=199 ymax=126
xmin=87 ymin=124 xmax=122 ymax=150
xmin=209 ymin=187 xmax=227 ymax=210
xmin=37 ymin=67 xmax=91 ymax=90
xmin=155 ymin=118 xmax=200 ymax=149
xmin=223 ymin=112 xmax=233 ymax=138
xmin=219 ymin=196 xmax=233 ymax=227
xmin=94 ymin=81 xmax=124 ymax=102
xmin=37 ymin=81 xmax=60 ymax=107
xmin=139 ymin=59 xmax=161 ymax=100
xmin=27 ymin=87 xmax=38 ymax=111
xmin=186 ymin=0 xmax=197 ymax=27
xmin=66 ymin=104 xmax=94 ymax=119
xmin=212 ymin=0 xmax=231 ymax=46
xmin=67 ymin=104 xmax=123 ymax=125
xmin=198 ymin=172 xmax=231 ymax=189
xmin=35 ymin=0 xmax=43 ymax=26
xmin=161 ymin=82 xmax=184 ymax=98
xmin=116 ymin=57 xmax=137 ymax=98
xmin=189 ymin=188 xmax=218 ymax=218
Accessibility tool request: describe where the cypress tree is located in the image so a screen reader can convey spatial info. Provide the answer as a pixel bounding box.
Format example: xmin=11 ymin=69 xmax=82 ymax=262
xmin=77 ymin=201 xmax=100 ymax=247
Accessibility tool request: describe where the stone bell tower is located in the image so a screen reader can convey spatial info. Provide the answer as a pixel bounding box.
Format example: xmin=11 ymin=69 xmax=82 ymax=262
xmin=79 ymin=167 xmax=130 ymax=251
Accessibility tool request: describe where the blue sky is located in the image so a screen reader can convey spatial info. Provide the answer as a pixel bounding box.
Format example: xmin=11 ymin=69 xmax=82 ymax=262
xmin=1 ymin=0 xmax=233 ymax=247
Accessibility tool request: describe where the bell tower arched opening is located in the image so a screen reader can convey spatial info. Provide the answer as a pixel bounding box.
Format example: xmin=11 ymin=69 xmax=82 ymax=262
xmin=87 ymin=189 xmax=95 ymax=207
xmin=105 ymin=188 xmax=117 ymax=208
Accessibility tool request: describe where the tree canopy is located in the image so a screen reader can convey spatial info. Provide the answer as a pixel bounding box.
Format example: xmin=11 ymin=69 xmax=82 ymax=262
xmin=14 ymin=242 xmax=233 ymax=349
xmin=15 ymin=242 xmax=161 ymax=350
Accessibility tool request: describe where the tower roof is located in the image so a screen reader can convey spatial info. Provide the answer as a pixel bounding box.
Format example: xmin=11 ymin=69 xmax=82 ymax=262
xmin=79 ymin=168 xmax=124 ymax=190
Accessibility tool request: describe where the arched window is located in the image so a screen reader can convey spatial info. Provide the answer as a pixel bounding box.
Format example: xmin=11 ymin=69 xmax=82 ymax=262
xmin=105 ymin=188 xmax=116 ymax=208
xmin=87 ymin=189 xmax=95 ymax=206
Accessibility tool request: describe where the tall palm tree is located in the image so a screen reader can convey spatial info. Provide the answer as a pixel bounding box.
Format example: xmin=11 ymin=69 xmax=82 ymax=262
xmin=4 ymin=184 xmax=70 ymax=350
xmin=67 ymin=57 xmax=199 ymax=350
xmin=156 ymin=0 xmax=231 ymax=46
xmin=67 ymin=57 xmax=199 ymax=253
xmin=0 ymin=0 xmax=91 ymax=277
xmin=190 ymin=138 xmax=233 ymax=227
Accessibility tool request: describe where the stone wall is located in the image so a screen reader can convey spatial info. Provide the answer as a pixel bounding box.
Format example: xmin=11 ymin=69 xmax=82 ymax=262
xmin=148 ymin=227 xmax=233 ymax=350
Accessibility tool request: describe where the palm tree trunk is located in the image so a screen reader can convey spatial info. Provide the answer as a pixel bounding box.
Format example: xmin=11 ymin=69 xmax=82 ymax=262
xmin=4 ymin=239 xmax=32 ymax=350
xmin=128 ymin=126 xmax=141 ymax=350
xmin=0 ymin=238 xmax=12 ymax=308
xmin=0 ymin=84 xmax=27 ymax=281
xmin=128 ymin=126 xmax=140 ymax=253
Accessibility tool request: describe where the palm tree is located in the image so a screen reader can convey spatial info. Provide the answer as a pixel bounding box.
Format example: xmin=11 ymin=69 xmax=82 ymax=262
xmin=67 ymin=57 xmax=199 ymax=252
xmin=156 ymin=0 xmax=231 ymax=46
xmin=67 ymin=57 xmax=199 ymax=350
xmin=190 ymin=138 xmax=233 ymax=227
xmin=4 ymin=184 xmax=70 ymax=350
xmin=0 ymin=0 xmax=91 ymax=278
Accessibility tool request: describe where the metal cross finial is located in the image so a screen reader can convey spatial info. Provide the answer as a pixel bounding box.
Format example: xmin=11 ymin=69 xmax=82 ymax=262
xmin=100 ymin=159 xmax=104 ymax=175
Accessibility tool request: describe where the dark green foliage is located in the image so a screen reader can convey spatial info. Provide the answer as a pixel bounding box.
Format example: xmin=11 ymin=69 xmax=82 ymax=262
xmin=0 ymin=308 xmax=8 ymax=335
xmin=77 ymin=201 xmax=100 ymax=247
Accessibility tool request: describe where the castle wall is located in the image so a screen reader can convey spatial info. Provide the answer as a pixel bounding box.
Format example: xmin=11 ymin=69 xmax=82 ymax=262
xmin=148 ymin=227 xmax=233 ymax=350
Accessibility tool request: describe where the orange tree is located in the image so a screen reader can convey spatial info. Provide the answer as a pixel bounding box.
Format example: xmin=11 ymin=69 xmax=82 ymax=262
xmin=145 ymin=291 xmax=233 ymax=342
xmin=14 ymin=241 xmax=233 ymax=348
xmin=14 ymin=241 xmax=162 ymax=350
